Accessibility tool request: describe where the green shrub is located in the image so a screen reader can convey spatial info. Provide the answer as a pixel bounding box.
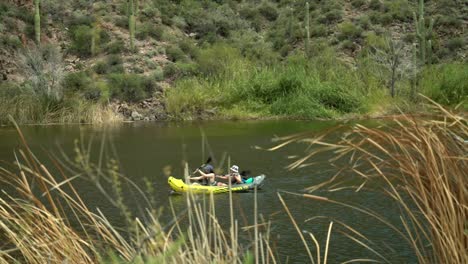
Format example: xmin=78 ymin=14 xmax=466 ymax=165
xmin=380 ymin=13 xmax=393 ymax=25
xmin=357 ymin=15 xmax=371 ymax=30
xmin=114 ymin=15 xmax=128 ymax=29
xmin=108 ymin=74 xmax=150 ymax=102
xmin=369 ymin=0 xmax=382 ymax=10
xmin=196 ymin=44 xmax=242 ymax=77
xmin=437 ymin=16 xmax=462 ymax=28
xmin=141 ymin=6 xmax=161 ymax=20
xmin=163 ymin=63 xmax=179 ymax=79
xmin=318 ymin=10 xmax=343 ymax=24
xmin=165 ymin=78 xmax=212 ymax=119
xmin=351 ymin=0 xmax=366 ymax=8
xmin=166 ymin=46 xmax=186 ymax=62
xmin=106 ymin=40 xmax=125 ymax=54
xmin=63 ymin=71 xmax=92 ymax=92
xmin=136 ymin=23 xmax=165 ymax=40
xmin=93 ymin=60 xmax=108 ymax=74
xmin=446 ymin=38 xmax=464 ymax=51
xmin=258 ymin=4 xmax=278 ymax=21
xmin=312 ymin=85 xmax=361 ymax=113
xmin=386 ymin=0 xmax=412 ymax=22
xmin=70 ymin=25 xmax=93 ymax=57
xmin=421 ymin=64 xmax=468 ymax=105
xmin=337 ymin=22 xmax=362 ymax=41
xmin=172 ymin=16 xmax=187 ymax=29
xmin=67 ymin=12 xmax=94 ymax=28
xmin=341 ymin=40 xmax=358 ymax=51
xmin=179 ymin=39 xmax=199 ymax=59
xmin=311 ymin=24 xmax=327 ymax=37
xmin=0 ymin=35 xmax=22 ymax=49
xmin=150 ymin=67 xmax=164 ymax=82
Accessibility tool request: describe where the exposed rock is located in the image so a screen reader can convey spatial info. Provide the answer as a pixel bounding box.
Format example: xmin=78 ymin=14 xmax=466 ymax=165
xmin=131 ymin=110 xmax=143 ymax=121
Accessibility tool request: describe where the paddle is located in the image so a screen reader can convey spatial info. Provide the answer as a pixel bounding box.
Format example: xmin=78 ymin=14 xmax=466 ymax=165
xmin=192 ymin=157 xmax=212 ymax=174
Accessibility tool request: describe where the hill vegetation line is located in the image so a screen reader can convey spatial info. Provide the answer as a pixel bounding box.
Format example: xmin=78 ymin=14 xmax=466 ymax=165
xmin=0 ymin=0 xmax=466 ymax=124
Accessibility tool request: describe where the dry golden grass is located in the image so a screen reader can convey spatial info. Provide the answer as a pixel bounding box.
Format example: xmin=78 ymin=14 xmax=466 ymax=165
xmin=0 ymin=120 xmax=273 ymax=264
xmin=272 ymin=98 xmax=467 ymax=263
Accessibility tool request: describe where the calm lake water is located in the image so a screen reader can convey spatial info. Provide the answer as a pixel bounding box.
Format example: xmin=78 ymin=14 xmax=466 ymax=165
xmin=0 ymin=120 xmax=416 ymax=263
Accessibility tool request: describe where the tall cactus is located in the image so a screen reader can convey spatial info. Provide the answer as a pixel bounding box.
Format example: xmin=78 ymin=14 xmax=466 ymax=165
xmin=413 ymin=0 xmax=433 ymax=65
xmin=304 ymin=1 xmax=310 ymax=57
xmin=34 ymin=0 xmax=40 ymax=44
xmin=129 ymin=0 xmax=136 ymax=51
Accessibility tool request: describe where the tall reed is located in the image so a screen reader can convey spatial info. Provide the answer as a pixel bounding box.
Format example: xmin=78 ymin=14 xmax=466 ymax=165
xmin=271 ymin=97 xmax=467 ymax=263
xmin=0 ymin=120 xmax=273 ymax=263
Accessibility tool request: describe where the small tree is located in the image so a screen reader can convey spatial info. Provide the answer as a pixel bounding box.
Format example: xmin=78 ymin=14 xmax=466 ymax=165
xmin=371 ymin=35 xmax=409 ymax=98
xmin=18 ymin=45 xmax=64 ymax=101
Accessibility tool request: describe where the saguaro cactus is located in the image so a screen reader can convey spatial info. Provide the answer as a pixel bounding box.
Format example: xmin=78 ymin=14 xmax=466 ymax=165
xmin=413 ymin=0 xmax=433 ymax=65
xmin=34 ymin=0 xmax=40 ymax=44
xmin=304 ymin=1 xmax=310 ymax=57
xmin=129 ymin=0 xmax=136 ymax=51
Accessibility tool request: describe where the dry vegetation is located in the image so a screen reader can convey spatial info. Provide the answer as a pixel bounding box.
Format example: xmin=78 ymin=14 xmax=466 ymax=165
xmin=272 ymin=97 xmax=467 ymax=263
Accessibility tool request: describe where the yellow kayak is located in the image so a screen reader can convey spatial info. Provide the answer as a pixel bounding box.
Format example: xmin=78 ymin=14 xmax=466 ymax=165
xmin=168 ymin=175 xmax=265 ymax=194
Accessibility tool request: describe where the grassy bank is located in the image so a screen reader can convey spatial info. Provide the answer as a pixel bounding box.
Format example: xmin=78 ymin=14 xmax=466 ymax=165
xmin=0 ymin=0 xmax=466 ymax=124
xmin=165 ymin=44 xmax=467 ymax=120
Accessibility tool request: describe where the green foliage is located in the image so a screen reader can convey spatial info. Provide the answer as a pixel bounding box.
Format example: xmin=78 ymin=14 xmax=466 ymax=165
xmin=108 ymin=74 xmax=155 ymax=102
xmin=0 ymin=34 xmax=22 ymax=49
xmin=165 ymin=79 xmax=212 ymax=119
xmin=166 ymin=45 xmax=187 ymax=62
xmin=258 ymin=3 xmax=278 ymax=22
xmin=446 ymin=38 xmax=464 ymax=51
xmin=421 ymin=64 xmax=468 ymax=105
xmin=337 ymin=22 xmax=362 ymax=41
xmin=318 ymin=10 xmax=343 ymax=24
xmin=105 ymin=40 xmax=125 ymax=54
xmin=196 ymin=44 xmax=242 ymax=77
xmin=369 ymin=0 xmax=382 ymax=10
xmin=136 ymin=23 xmax=165 ymax=40
xmin=351 ymin=0 xmax=366 ymax=8
xmin=70 ymin=25 xmax=93 ymax=57
xmin=63 ymin=71 xmax=92 ymax=92
xmin=166 ymin=50 xmax=371 ymax=120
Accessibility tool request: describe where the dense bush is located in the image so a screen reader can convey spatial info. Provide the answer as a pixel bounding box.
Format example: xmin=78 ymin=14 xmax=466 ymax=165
xmin=338 ymin=22 xmax=362 ymax=41
xmin=446 ymin=38 xmax=464 ymax=51
xmin=105 ymin=40 xmax=125 ymax=54
xmin=166 ymin=45 xmax=187 ymax=62
xmin=108 ymin=74 xmax=155 ymax=102
xmin=421 ymin=64 xmax=468 ymax=105
xmin=258 ymin=4 xmax=279 ymax=21
xmin=196 ymin=44 xmax=242 ymax=77
xmin=63 ymin=71 xmax=92 ymax=92
xmin=136 ymin=23 xmax=165 ymax=40
xmin=69 ymin=25 xmax=93 ymax=56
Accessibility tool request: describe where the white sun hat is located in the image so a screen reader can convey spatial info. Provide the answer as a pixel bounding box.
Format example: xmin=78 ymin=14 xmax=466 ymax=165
xmin=230 ymin=165 xmax=239 ymax=173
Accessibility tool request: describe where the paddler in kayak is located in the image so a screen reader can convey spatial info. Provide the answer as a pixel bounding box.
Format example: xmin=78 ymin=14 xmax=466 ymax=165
xmin=189 ymin=164 xmax=227 ymax=186
xmin=215 ymin=165 xmax=244 ymax=184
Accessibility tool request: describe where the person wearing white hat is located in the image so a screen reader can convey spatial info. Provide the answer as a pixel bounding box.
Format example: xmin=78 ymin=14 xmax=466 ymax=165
xmin=216 ymin=165 xmax=243 ymax=184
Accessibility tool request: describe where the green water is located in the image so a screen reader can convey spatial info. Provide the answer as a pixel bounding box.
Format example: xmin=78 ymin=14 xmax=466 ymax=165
xmin=0 ymin=120 xmax=415 ymax=263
